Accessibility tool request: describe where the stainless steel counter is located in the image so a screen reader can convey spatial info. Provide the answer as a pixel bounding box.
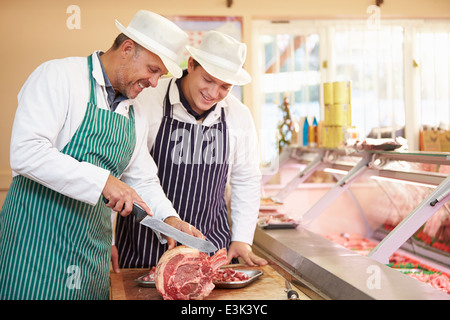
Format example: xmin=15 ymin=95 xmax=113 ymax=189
xmin=253 ymin=226 xmax=450 ymax=300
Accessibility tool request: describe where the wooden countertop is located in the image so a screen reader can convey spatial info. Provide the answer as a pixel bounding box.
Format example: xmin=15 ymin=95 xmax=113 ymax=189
xmin=110 ymin=264 xmax=298 ymax=300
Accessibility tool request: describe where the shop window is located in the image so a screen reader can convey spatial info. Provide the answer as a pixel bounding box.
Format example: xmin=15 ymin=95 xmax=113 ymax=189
xmin=255 ymin=23 xmax=321 ymax=163
xmin=253 ymin=20 xmax=450 ymax=163
xmin=331 ymin=25 xmax=405 ymax=140
xmin=414 ymin=27 xmax=450 ymax=129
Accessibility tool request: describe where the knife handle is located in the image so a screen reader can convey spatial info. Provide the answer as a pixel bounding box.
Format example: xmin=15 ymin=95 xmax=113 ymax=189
xmin=102 ymin=197 xmax=148 ymax=223
xmin=132 ymin=203 xmax=148 ymax=222
xmin=286 ymin=289 xmax=299 ymax=300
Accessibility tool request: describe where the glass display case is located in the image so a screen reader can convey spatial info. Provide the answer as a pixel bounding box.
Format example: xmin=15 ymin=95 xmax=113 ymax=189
xmin=255 ymin=146 xmax=449 ymax=299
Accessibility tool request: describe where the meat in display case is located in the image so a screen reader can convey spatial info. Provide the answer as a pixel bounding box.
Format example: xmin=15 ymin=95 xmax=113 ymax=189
xmin=256 ymin=147 xmax=450 ymax=299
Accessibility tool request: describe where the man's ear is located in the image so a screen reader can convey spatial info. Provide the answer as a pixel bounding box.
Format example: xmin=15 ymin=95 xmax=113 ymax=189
xmin=187 ymin=56 xmax=195 ymax=72
xmin=120 ymin=39 xmax=135 ymax=59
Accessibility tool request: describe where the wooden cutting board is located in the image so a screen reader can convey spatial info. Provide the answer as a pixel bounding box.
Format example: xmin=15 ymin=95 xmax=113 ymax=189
xmin=110 ymin=264 xmax=292 ymax=300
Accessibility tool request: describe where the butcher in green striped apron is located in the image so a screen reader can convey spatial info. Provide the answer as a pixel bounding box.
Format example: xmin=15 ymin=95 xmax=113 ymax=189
xmin=0 ymin=10 xmax=193 ymax=300
xmin=0 ymin=55 xmax=135 ymax=300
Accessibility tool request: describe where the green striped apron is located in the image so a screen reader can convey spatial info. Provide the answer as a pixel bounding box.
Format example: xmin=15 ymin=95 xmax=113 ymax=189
xmin=0 ymin=54 xmax=136 ymax=300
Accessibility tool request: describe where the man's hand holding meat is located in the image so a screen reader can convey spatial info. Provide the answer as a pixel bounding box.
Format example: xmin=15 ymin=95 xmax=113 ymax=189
xmin=227 ymin=241 xmax=268 ymax=267
xmin=163 ymin=216 xmax=205 ymax=249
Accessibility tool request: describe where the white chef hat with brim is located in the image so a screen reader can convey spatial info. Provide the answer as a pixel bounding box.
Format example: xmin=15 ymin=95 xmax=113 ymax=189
xmin=186 ymin=31 xmax=252 ymax=86
xmin=115 ymin=10 xmax=188 ymax=78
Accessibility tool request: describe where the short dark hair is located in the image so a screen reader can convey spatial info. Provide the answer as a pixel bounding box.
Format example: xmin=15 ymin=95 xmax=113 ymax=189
xmin=112 ymin=33 xmax=129 ymax=50
xmin=192 ymin=59 xmax=201 ymax=69
xmin=112 ymin=33 xmax=143 ymax=53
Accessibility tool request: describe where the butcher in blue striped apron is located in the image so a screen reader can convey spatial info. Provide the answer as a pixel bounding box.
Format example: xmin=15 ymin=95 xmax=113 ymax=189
xmin=116 ymin=30 xmax=268 ymax=268
xmin=116 ymin=80 xmax=230 ymax=267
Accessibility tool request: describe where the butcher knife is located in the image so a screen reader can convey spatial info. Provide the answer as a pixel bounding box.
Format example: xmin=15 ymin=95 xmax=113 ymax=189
xmin=104 ymin=198 xmax=217 ymax=253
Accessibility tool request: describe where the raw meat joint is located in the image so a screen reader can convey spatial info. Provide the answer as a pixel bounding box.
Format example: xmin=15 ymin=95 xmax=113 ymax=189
xmin=154 ymin=246 xmax=228 ymax=300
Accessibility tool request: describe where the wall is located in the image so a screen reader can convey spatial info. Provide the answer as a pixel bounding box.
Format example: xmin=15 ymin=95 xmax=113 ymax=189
xmin=1 ymin=0 xmax=449 ymax=205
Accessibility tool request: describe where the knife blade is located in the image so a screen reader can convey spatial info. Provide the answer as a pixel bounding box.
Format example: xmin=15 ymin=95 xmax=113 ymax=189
xmin=123 ymin=199 xmax=218 ymax=253
xmin=139 ymin=215 xmax=218 ymax=253
xmin=285 ymin=280 xmax=300 ymax=300
xmin=103 ymin=197 xmax=218 ymax=253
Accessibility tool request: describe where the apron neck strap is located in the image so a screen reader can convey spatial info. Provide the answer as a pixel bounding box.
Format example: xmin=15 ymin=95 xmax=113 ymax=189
xmin=87 ymin=54 xmax=97 ymax=106
xmin=220 ymin=106 xmax=226 ymax=123
xmin=163 ymin=80 xmax=173 ymax=117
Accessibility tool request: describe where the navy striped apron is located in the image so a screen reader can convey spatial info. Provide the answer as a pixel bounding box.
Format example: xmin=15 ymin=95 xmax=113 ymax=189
xmin=0 ymin=54 xmax=136 ymax=299
xmin=116 ymin=80 xmax=230 ymax=268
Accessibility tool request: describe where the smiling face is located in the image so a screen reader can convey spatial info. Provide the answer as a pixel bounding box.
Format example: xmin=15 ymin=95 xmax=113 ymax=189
xmin=115 ymin=40 xmax=168 ymax=99
xmin=181 ymin=57 xmax=233 ymax=116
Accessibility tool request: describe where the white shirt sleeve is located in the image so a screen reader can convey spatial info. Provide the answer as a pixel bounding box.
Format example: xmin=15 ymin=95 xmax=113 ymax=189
xmin=227 ymin=99 xmax=262 ymax=245
xmin=10 ymin=59 xmax=110 ymax=206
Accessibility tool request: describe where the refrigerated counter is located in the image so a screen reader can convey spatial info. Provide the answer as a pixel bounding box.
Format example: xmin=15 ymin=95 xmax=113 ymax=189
xmin=256 ymin=147 xmax=450 ymax=299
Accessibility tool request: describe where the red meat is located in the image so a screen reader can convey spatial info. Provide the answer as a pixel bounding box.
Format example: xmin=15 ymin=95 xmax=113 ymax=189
xmin=154 ymin=246 xmax=228 ymax=300
xmin=213 ymin=269 xmax=250 ymax=282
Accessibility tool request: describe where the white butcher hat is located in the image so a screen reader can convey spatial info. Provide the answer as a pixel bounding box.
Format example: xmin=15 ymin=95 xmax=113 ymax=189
xmin=186 ymin=30 xmax=252 ymax=86
xmin=115 ymin=10 xmax=188 ymax=78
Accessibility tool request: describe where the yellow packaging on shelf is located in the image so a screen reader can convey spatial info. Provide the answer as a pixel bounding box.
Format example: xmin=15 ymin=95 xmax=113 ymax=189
xmin=328 ymin=128 xmax=334 ymax=148
xmin=322 ymin=126 xmax=330 ymax=148
xmin=333 ymin=81 xmax=349 ymax=104
xmin=326 ymin=126 xmax=345 ymax=148
xmin=331 ymin=104 xmax=347 ymax=126
xmin=323 ymin=82 xmax=333 ymax=105
xmin=336 ymin=126 xmax=345 ymax=148
xmin=324 ymin=104 xmax=332 ymax=125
